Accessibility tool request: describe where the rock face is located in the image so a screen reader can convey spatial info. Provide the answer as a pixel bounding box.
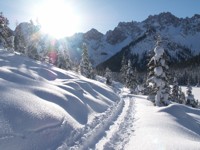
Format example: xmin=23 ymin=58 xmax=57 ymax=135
xmin=83 ymin=28 xmax=103 ymax=41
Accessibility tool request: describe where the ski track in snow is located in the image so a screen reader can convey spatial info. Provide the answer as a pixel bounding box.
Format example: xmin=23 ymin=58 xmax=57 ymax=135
xmin=96 ymin=96 xmax=135 ymax=150
xmin=63 ymin=99 xmax=125 ymax=150
xmin=59 ymin=94 xmax=135 ymax=150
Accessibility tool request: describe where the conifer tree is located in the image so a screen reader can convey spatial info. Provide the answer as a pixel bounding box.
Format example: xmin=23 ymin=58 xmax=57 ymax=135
xmin=79 ymin=43 xmax=94 ymax=79
xmin=105 ymin=67 xmax=112 ymax=85
xmin=171 ymin=77 xmax=179 ymax=102
xmin=147 ymin=38 xmax=170 ymax=106
xmin=88 ymin=63 xmax=95 ymax=79
xmin=126 ymin=59 xmax=137 ymax=91
xmin=35 ymin=34 xmax=50 ymax=62
xmin=57 ymin=44 xmax=71 ymax=70
xmin=146 ymin=51 xmax=157 ymax=100
xmin=14 ymin=21 xmax=41 ymax=60
xmin=0 ymin=12 xmax=14 ymax=51
xmin=196 ymin=77 xmax=200 ymax=87
xmin=178 ymin=87 xmax=186 ymax=104
xmin=186 ymin=81 xmax=198 ymax=107
xmin=120 ymin=55 xmax=127 ymax=83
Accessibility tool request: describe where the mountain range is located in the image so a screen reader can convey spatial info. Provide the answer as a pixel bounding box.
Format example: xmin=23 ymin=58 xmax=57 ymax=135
xmin=64 ymin=12 xmax=200 ymax=72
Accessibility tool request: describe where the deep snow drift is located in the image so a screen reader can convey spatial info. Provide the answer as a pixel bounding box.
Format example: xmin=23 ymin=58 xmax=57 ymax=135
xmin=126 ymin=95 xmax=200 ymax=150
xmin=0 ymin=49 xmax=119 ymax=150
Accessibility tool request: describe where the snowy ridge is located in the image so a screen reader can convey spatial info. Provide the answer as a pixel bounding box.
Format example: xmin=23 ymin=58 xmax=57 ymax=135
xmin=63 ymin=12 xmax=200 ymax=67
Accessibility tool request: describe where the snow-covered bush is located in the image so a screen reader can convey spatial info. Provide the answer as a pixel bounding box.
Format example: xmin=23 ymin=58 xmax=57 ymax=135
xmin=136 ymin=84 xmax=145 ymax=94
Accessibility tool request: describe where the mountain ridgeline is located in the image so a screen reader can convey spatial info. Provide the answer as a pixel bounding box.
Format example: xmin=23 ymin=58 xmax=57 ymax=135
xmin=63 ymin=12 xmax=200 ymax=72
xmin=12 ymin=12 xmax=200 ymax=73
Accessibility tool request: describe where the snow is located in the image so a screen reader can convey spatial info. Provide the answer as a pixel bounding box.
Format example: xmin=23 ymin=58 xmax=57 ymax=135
xmin=1 ymin=49 xmax=200 ymax=149
xmin=182 ymin=86 xmax=200 ymax=101
xmin=95 ymin=95 xmax=135 ymax=150
xmin=154 ymin=66 xmax=163 ymax=76
xmin=153 ymin=46 xmax=165 ymax=62
xmin=0 ymin=49 xmax=119 ymax=150
xmin=126 ymin=96 xmax=200 ymax=150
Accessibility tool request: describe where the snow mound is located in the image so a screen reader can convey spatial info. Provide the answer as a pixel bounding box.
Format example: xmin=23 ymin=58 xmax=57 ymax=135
xmin=36 ymin=68 xmax=58 ymax=80
xmin=0 ymin=49 xmax=119 ymax=150
xmin=154 ymin=66 xmax=163 ymax=76
xmin=126 ymin=96 xmax=200 ymax=150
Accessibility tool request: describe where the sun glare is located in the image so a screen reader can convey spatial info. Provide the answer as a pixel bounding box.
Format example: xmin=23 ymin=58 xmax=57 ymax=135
xmin=34 ymin=0 xmax=80 ymax=39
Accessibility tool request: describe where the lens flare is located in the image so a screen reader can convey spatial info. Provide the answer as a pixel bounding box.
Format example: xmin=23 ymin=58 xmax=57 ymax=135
xmin=34 ymin=0 xmax=80 ymax=38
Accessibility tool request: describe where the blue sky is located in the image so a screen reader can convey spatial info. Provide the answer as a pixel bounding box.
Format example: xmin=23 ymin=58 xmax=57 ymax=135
xmin=1 ymin=0 xmax=200 ymax=34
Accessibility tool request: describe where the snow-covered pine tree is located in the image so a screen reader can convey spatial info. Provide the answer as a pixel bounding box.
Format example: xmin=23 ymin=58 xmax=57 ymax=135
xmin=14 ymin=21 xmax=41 ymax=60
xmin=37 ymin=35 xmax=50 ymax=62
xmin=186 ymin=82 xmax=198 ymax=107
xmin=26 ymin=22 xmax=41 ymax=60
xmin=105 ymin=67 xmax=112 ymax=85
xmin=146 ymin=51 xmax=157 ymax=100
xmin=196 ymin=77 xmax=200 ymax=87
xmin=79 ymin=43 xmax=94 ymax=79
xmin=120 ymin=55 xmax=127 ymax=84
xmin=88 ymin=63 xmax=95 ymax=79
xmin=178 ymin=87 xmax=186 ymax=104
xmin=171 ymin=77 xmax=179 ymax=102
xmin=147 ymin=38 xmax=170 ymax=106
xmin=126 ymin=59 xmax=137 ymax=92
xmin=143 ymin=74 xmax=151 ymax=95
xmin=57 ymin=44 xmax=71 ymax=70
xmin=0 ymin=12 xmax=14 ymax=51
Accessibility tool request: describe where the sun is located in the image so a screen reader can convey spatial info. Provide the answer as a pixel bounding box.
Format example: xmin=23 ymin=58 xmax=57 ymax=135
xmin=34 ymin=0 xmax=80 ymax=39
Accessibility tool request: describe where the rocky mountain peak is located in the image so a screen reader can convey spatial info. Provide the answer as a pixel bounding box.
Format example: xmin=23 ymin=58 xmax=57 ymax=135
xmin=105 ymin=27 xmax=127 ymax=45
xmin=83 ymin=28 xmax=103 ymax=41
xmin=105 ymin=21 xmax=142 ymax=45
xmin=144 ymin=12 xmax=180 ymax=28
xmin=191 ymin=14 xmax=200 ymax=20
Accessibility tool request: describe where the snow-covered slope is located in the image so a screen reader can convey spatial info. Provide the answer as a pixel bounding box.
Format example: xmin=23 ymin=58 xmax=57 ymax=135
xmin=0 ymin=49 xmax=119 ymax=150
xmin=1 ymin=49 xmax=200 ymax=149
xmin=126 ymin=95 xmax=200 ymax=150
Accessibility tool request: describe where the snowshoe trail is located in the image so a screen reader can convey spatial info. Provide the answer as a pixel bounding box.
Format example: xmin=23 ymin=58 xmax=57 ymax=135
xmin=68 ymin=95 xmax=135 ymax=150
xmin=65 ymin=93 xmax=135 ymax=150
xmin=96 ymin=96 xmax=135 ymax=150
